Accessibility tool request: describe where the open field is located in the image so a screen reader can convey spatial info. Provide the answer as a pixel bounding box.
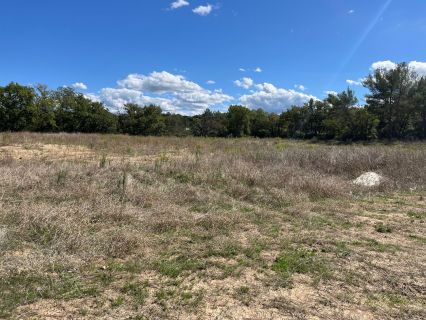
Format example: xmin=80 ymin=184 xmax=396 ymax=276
xmin=0 ymin=132 xmax=425 ymax=319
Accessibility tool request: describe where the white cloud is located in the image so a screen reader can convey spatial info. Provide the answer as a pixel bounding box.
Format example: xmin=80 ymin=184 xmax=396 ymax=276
xmin=238 ymin=67 xmax=262 ymax=73
xmin=84 ymin=93 xmax=100 ymax=102
xmin=72 ymin=82 xmax=88 ymax=90
xmin=371 ymin=60 xmax=397 ymax=71
xmin=86 ymin=71 xmax=232 ymax=115
xmin=371 ymin=60 xmax=426 ymax=76
xmin=98 ymin=88 xmax=176 ymax=113
xmin=240 ymin=82 xmax=317 ymax=113
xmin=118 ymin=71 xmax=202 ymax=93
xmin=294 ymin=84 xmax=306 ymax=91
xmin=348 ymin=9 xmax=355 ymax=14
xmin=170 ymin=0 xmax=189 ymax=10
xmin=409 ymin=61 xmax=426 ymax=76
xmin=206 ymin=80 xmax=216 ymax=85
xmin=234 ymin=77 xmax=254 ymax=89
xmin=325 ymin=91 xmax=338 ymax=96
xmin=173 ymin=90 xmax=232 ymax=114
xmin=346 ymin=79 xmax=362 ymax=86
xmin=193 ymin=4 xmax=213 ymax=16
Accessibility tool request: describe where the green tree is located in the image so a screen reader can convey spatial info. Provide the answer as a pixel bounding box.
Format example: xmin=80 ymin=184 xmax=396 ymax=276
xmin=364 ymin=63 xmax=416 ymax=139
xmin=119 ymin=104 xmax=165 ymax=136
xmin=192 ymin=109 xmax=228 ymax=137
xmin=227 ymin=105 xmax=251 ymax=137
xmin=250 ymin=109 xmax=273 ymax=138
xmin=0 ymin=82 xmax=37 ymax=131
xmin=54 ymin=87 xmax=116 ymax=133
xmin=349 ymin=108 xmax=379 ymax=141
xmin=323 ymin=89 xmax=358 ymax=140
xmin=32 ymin=84 xmax=57 ymax=132
xmin=411 ymin=77 xmax=426 ymax=139
xmin=164 ymin=113 xmax=192 ymax=136
xmin=278 ymin=106 xmax=306 ymax=138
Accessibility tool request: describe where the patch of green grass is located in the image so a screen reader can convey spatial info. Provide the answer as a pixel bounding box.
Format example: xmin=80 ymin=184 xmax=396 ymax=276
xmin=234 ymin=286 xmax=252 ymax=306
xmin=303 ymin=215 xmax=335 ymax=229
xmin=94 ymin=270 xmax=115 ymax=287
xmin=241 ymin=206 xmax=255 ymax=213
xmin=172 ymin=172 xmax=193 ymax=184
xmin=111 ymin=296 xmax=125 ymax=308
xmin=333 ymin=241 xmax=351 ymax=258
xmin=243 ymin=241 xmax=266 ymax=259
xmin=353 ymin=238 xmax=401 ymax=253
xmin=180 ymin=291 xmax=193 ymax=301
xmin=180 ymin=290 xmax=204 ymax=308
xmin=408 ymin=234 xmax=426 ymax=244
xmin=56 ymin=169 xmax=68 ymax=186
xmin=27 ymin=224 xmax=57 ymax=246
xmin=320 ymin=241 xmax=351 ymax=258
xmin=0 ymin=271 xmax=99 ymax=317
xmin=126 ymin=147 xmax=134 ymax=155
xmin=205 ymin=242 xmax=241 ymax=259
xmin=155 ymin=288 xmax=176 ymax=306
xmin=208 ymin=260 xmax=246 ymax=279
xmin=99 ymin=154 xmax=108 ymax=168
xmin=189 ymin=203 xmax=210 ymax=213
xmin=368 ymin=292 xmax=409 ymax=308
xmin=342 ymin=270 xmax=363 ymax=286
xmin=407 ymin=211 xmax=424 ymax=220
xmin=375 ymin=223 xmax=392 ymax=233
xmin=154 ymin=256 xmax=204 ymax=278
xmin=108 ymin=259 xmax=145 ymax=273
xmin=272 ymin=247 xmax=331 ymax=284
xmin=126 ymin=316 xmax=148 ymax=320
xmin=120 ymin=281 xmax=149 ymax=306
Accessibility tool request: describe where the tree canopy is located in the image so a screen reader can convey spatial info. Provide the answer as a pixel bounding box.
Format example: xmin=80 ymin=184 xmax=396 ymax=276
xmin=1 ymin=62 xmax=426 ymax=141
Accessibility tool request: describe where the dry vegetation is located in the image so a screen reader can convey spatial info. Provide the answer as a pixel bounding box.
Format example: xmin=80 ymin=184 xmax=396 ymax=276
xmin=0 ymin=132 xmax=425 ymax=319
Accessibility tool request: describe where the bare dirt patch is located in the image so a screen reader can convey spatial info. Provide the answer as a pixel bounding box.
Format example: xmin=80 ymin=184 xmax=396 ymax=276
xmin=0 ymin=143 xmax=184 ymax=166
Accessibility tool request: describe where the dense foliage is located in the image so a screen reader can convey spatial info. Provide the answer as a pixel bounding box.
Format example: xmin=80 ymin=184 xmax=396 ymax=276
xmin=1 ymin=63 xmax=425 ymax=140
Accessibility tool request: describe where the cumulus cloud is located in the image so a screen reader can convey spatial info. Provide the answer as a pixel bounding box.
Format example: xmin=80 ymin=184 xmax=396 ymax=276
xmin=193 ymin=4 xmax=213 ymax=16
xmin=239 ymin=68 xmax=246 ymax=72
xmin=86 ymin=71 xmax=232 ymax=115
xmin=254 ymin=67 xmax=262 ymax=73
xmin=234 ymin=77 xmax=254 ymax=89
xmin=325 ymin=91 xmax=338 ymax=96
xmin=170 ymin=0 xmax=189 ymax=10
xmin=409 ymin=61 xmax=426 ymax=76
xmin=72 ymin=82 xmax=87 ymax=90
xmin=346 ymin=79 xmax=362 ymax=86
xmin=294 ymin=84 xmax=306 ymax=91
xmin=206 ymin=80 xmax=215 ymax=85
xmin=83 ymin=93 xmax=100 ymax=102
xmin=371 ymin=60 xmax=426 ymax=76
xmin=240 ymin=83 xmax=317 ymax=113
xmin=118 ymin=71 xmax=202 ymax=93
xmin=371 ymin=60 xmax=397 ymax=71
xmin=99 ymin=88 xmax=176 ymax=112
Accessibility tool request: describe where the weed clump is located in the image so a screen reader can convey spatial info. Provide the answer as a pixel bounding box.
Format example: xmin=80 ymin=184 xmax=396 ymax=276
xmin=272 ymin=247 xmax=331 ymax=284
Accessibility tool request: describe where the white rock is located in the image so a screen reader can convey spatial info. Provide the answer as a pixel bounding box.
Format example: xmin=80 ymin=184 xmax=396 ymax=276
xmin=353 ymin=172 xmax=383 ymax=187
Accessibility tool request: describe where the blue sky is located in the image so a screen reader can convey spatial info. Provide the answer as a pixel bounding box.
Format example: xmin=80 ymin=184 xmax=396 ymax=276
xmin=1 ymin=0 xmax=426 ymax=114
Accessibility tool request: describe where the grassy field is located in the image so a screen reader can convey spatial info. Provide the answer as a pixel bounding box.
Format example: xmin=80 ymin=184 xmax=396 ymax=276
xmin=0 ymin=132 xmax=425 ymax=319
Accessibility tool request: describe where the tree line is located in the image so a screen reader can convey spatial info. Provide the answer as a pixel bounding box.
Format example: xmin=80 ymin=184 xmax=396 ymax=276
xmin=1 ymin=63 xmax=425 ymax=140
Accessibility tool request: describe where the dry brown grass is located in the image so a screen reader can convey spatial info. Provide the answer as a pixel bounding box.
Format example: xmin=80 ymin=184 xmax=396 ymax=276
xmin=0 ymin=132 xmax=425 ymax=319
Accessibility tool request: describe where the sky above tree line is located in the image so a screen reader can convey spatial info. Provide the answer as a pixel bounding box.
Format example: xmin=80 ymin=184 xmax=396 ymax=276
xmin=1 ymin=0 xmax=426 ymax=115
